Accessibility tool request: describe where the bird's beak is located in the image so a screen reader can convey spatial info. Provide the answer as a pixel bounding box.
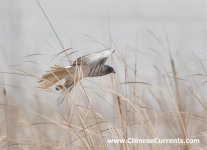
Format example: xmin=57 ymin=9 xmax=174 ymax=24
xmin=112 ymin=70 xmax=116 ymax=74
xmin=112 ymin=49 xmax=116 ymax=53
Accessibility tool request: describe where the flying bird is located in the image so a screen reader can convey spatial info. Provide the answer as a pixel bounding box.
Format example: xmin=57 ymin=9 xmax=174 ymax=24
xmin=38 ymin=49 xmax=115 ymax=93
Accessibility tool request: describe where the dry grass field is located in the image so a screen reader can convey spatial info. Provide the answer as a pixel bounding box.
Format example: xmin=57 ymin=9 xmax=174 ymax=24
xmin=1 ymin=40 xmax=207 ymax=149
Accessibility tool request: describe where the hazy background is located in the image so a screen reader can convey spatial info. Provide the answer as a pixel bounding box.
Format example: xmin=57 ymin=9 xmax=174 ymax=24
xmin=0 ymin=0 xmax=206 ymax=62
xmin=0 ymin=0 xmax=206 ymax=99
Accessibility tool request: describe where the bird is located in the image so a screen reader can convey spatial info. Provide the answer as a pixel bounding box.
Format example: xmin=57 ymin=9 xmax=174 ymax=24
xmin=38 ymin=49 xmax=115 ymax=94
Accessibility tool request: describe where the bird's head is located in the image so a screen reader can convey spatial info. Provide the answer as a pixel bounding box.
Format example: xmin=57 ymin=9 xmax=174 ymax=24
xmin=102 ymin=65 xmax=115 ymax=75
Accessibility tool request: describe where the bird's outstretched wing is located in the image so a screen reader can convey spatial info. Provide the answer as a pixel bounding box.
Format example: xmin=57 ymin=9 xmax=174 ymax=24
xmin=38 ymin=65 xmax=74 ymax=89
xmin=73 ymin=49 xmax=115 ymax=76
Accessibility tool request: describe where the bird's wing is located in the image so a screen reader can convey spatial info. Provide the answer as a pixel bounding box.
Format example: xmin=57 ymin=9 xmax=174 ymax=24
xmin=38 ymin=65 xmax=75 ymax=89
xmin=73 ymin=49 xmax=115 ymax=75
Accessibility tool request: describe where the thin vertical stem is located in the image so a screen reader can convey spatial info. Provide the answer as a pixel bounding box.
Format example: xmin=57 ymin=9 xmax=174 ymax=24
xmin=35 ymin=0 xmax=71 ymax=63
xmin=3 ymin=88 xmax=9 ymax=150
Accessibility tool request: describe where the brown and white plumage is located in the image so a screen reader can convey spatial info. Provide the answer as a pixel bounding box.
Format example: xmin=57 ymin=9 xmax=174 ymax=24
xmin=38 ymin=49 xmax=115 ymax=91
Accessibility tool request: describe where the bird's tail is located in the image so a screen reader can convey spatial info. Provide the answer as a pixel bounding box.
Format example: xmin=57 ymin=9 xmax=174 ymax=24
xmin=38 ymin=65 xmax=71 ymax=89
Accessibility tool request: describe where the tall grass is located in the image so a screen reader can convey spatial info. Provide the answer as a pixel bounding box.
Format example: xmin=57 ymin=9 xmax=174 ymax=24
xmin=0 ymin=43 xmax=206 ymax=149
